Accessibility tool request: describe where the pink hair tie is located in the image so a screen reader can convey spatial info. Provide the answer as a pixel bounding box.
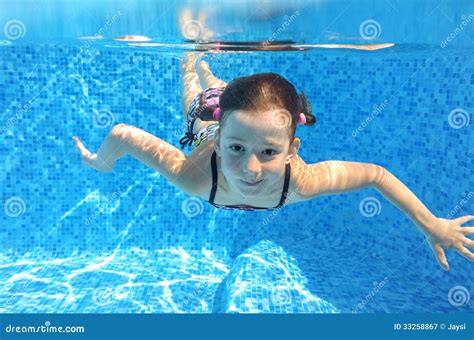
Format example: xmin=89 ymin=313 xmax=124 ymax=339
xmin=297 ymin=113 xmax=306 ymax=126
xmin=207 ymin=97 xmax=219 ymax=107
xmin=213 ymin=108 xmax=221 ymax=120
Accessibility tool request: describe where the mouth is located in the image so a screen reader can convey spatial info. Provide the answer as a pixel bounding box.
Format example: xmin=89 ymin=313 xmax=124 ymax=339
xmin=240 ymin=179 xmax=264 ymax=187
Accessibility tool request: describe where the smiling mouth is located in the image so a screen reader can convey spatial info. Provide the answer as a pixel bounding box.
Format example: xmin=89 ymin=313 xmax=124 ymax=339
xmin=241 ymin=179 xmax=264 ymax=186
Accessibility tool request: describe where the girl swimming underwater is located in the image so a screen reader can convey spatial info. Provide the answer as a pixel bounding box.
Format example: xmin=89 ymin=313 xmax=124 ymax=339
xmin=73 ymin=53 xmax=474 ymax=271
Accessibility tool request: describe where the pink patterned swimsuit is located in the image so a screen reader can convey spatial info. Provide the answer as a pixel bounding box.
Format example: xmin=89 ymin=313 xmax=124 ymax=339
xmin=179 ymin=87 xmax=225 ymax=150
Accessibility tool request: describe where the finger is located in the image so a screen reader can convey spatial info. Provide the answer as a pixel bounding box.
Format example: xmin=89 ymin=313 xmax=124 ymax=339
xmin=431 ymin=244 xmax=449 ymax=271
xmin=462 ymin=236 xmax=474 ymax=249
xmin=72 ymin=136 xmax=84 ymax=150
xmin=457 ymin=246 xmax=474 ymax=262
xmin=461 ymin=227 xmax=474 ymax=234
xmin=72 ymin=136 xmax=92 ymax=157
xmin=454 ymin=215 xmax=474 ymax=226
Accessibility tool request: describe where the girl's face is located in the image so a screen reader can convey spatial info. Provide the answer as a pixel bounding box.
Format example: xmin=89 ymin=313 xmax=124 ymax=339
xmin=215 ymin=109 xmax=300 ymax=197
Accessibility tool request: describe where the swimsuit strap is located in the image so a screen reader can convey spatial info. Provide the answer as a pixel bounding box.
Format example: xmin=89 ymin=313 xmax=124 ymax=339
xmin=209 ymin=151 xmax=218 ymax=203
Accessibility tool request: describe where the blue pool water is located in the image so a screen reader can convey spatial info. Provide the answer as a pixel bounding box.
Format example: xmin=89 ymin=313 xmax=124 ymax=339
xmin=0 ymin=1 xmax=473 ymax=314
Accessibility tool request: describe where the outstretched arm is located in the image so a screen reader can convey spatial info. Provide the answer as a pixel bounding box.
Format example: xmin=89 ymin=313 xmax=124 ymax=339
xmin=73 ymin=124 xmax=199 ymax=195
xmin=295 ymin=160 xmax=474 ymax=270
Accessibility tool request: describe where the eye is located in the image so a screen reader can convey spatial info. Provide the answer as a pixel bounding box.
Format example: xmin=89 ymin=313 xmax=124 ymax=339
xmin=263 ymin=149 xmax=277 ymax=156
xmin=229 ymin=145 xmax=243 ymax=152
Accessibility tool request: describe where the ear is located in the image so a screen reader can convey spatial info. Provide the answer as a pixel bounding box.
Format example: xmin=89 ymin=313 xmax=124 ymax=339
xmin=285 ymin=137 xmax=300 ymax=164
xmin=214 ymin=127 xmax=222 ymax=157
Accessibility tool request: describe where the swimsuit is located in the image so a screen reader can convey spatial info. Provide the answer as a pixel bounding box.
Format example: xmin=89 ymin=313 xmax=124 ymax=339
xmin=209 ymin=151 xmax=291 ymax=211
xmin=179 ymin=87 xmax=225 ymax=150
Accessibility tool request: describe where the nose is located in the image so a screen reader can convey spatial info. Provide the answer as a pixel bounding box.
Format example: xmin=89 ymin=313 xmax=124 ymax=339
xmin=242 ymin=153 xmax=261 ymax=178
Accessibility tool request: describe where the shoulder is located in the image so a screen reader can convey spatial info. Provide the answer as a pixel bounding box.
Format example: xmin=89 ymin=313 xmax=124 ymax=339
xmin=179 ymin=141 xmax=215 ymax=197
xmin=287 ymin=154 xmax=327 ymax=203
xmin=287 ymin=153 xmax=312 ymax=203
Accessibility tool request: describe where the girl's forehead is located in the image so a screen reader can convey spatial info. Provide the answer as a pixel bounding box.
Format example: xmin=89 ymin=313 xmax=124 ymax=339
xmin=227 ymin=109 xmax=290 ymax=127
xmin=222 ymin=110 xmax=290 ymax=145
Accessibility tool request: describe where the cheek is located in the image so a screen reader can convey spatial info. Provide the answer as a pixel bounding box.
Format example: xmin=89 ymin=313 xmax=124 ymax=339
xmin=221 ymin=156 xmax=238 ymax=175
xmin=265 ymin=168 xmax=281 ymax=179
xmin=265 ymin=160 xmax=287 ymax=176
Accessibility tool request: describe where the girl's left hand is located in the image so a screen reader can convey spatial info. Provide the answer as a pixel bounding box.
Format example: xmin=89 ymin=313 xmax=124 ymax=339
xmin=423 ymin=215 xmax=474 ymax=271
xmin=73 ymin=136 xmax=115 ymax=172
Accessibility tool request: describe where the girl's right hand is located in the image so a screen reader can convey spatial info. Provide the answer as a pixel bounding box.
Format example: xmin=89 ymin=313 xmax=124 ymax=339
xmin=72 ymin=136 xmax=114 ymax=172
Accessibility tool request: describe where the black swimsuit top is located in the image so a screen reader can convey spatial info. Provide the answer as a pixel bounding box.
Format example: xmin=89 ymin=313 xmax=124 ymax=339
xmin=208 ymin=151 xmax=291 ymax=211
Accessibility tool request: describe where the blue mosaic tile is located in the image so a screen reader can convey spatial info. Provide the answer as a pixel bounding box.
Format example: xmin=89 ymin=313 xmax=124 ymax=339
xmin=0 ymin=44 xmax=472 ymax=313
xmin=218 ymin=240 xmax=339 ymax=313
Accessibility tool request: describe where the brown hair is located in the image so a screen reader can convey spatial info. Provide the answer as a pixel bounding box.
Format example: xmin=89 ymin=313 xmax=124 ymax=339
xmin=218 ymin=73 xmax=316 ymax=142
